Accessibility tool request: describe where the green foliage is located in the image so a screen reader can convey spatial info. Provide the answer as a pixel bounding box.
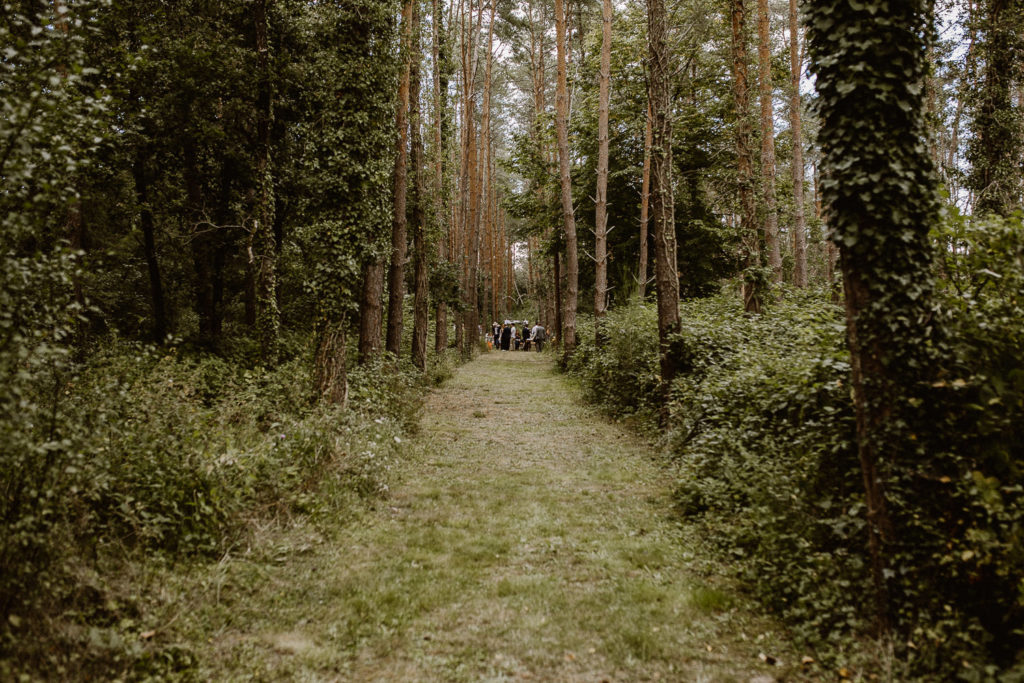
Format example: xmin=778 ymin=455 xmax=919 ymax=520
xmin=567 ymin=263 xmax=1024 ymax=677
xmin=0 ymin=336 xmax=428 ymax=678
xmin=565 ymin=304 xmax=662 ymax=424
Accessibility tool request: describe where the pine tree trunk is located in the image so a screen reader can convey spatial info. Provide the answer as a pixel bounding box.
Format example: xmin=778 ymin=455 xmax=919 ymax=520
xmin=410 ymin=1 xmax=429 ymax=371
xmin=638 ymin=102 xmax=652 ymax=300
xmin=757 ymin=0 xmax=782 ymax=281
xmin=554 ymin=0 xmax=578 ymax=356
xmin=594 ymin=0 xmax=612 ymax=345
xmin=647 ymin=0 xmax=681 ymax=386
xmin=386 ymin=0 xmax=414 ymax=356
xmin=358 ymin=260 xmax=385 ymax=362
xmin=434 ymin=0 xmax=449 ymax=355
xmin=789 ymin=0 xmax=807 ymax=287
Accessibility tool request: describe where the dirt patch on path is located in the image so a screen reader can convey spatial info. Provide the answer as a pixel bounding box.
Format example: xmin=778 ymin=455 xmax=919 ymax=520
xmin=187 ymin=351 xmax=804 ymax=681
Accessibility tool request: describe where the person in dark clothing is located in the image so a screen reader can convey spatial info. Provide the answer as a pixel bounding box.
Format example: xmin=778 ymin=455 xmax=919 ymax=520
xmin=500 ymin=324 xmax=511 ymax=351
xmin=522 ymin=323 xmax=531 ymax=351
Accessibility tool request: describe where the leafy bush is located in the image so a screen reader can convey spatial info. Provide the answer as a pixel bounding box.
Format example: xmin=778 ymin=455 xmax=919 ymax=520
xmin=0 ymin=332 xmax=450 ymax=680
xmin=565 ymin=304 xmax=662 ymax=424
xmin=567 ymin=249 xmax=1024 ymax=679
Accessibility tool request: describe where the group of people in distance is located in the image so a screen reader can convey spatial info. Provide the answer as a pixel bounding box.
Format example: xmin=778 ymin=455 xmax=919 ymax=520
xmin=490 ymin=320 xmax=547 ymax=352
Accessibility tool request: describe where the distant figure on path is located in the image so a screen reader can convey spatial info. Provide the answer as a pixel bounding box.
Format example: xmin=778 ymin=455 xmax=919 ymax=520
xmin=531 ymin=323 xmax=546 ymax=352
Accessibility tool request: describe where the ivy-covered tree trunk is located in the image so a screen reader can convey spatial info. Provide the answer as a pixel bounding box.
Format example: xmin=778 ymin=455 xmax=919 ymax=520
xmin=554 ymin=0 xmax=578 ymax=357
xmin=806 ymin=0 xmax=940 ymax=633
xmin=594 ymin=0 xmax=611 ymax=345
xmin=410 ymin=1 xmax=428 ymax=371
xmin=314 ymin=320 xmax=348 ymax=406
xmin=647 ymin=0 xmax=681 ymax=387
xmin=967 ymin=0 xmax=1024 ymax=216
xmin=254 ymin=0 xmax=279 ymax=365
xmin=757 ymin=0 xmax=782 ymax=281
xmin=789 ymin=0 xmax=807 ymax=288
xmin=386 ymin=0 xmax=414 ymax=357
xmin=730 ymin=0 xmax=762 ymax=313
xmin=359 ymin=260 xmax=385 ymax=362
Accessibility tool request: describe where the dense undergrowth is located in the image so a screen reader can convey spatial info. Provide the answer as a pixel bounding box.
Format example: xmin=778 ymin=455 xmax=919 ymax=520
xmin=0 ymin=328 xmax=459 ymax=680
xmin=566 ymin=215 xmax=1024 ymax=680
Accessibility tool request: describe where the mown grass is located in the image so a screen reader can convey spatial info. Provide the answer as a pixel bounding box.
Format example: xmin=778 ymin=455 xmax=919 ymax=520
xmin=119 ymin=349 xmax=809 ymax=681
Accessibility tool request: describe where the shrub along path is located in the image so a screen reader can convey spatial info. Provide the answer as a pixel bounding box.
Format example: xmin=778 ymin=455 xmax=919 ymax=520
xmin=174 ymin=350 xmax=803 ymax=681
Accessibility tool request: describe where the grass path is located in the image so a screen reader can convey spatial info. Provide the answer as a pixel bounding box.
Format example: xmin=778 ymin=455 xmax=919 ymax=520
xmin=178 ymin=351 xmax=802 ymax=681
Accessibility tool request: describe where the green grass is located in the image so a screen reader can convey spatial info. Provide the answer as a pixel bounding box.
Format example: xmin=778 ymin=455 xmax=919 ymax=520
xmin=135 ymin=351 xmax=807 ymax=681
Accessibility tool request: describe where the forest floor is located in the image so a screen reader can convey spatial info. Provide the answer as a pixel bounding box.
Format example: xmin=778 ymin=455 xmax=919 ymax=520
xmin=155 ymin=350 xmax=808 ymax=682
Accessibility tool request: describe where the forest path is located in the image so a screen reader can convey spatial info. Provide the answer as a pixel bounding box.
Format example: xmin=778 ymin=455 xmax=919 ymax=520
xmin=188 ymin=350 xmax=800 ymax=681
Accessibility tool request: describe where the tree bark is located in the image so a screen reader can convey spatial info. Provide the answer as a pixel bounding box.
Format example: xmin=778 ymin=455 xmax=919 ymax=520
xmin=411 ymin=1 xmax=429 ymax=371
xmin=730 ymin=0 xmax=761 ymax=313
xmin=789 ymin=0 xmax=807 ymax=287
xmin=638 ymin=102 xmax=652 ymax=300
xmin=434 ymin=0 xmax=450 ymax=355
xmin=387 ymin=0 xmax=414 ymax=356
xmin=594 ymin=0 xmax=612 ymax=345
xmin=133 ymin=148 xmax=168 ymax=342
xmin=757 ymin=0 xmax=782 ymax=281
xmin=969 ymin=0 xmax=1024 ymax=216
xmin=254 ymin=0 xmax=279 ymax=365
xmin=554 ymin=0 xmax=578 ymax=356
xmin=647 ymin=0 xmax=681 ymax=385
xmin=358 ymin=259 xmax=385 ymax=362
xmin=314 ymin=320 xmax=348 ymax=406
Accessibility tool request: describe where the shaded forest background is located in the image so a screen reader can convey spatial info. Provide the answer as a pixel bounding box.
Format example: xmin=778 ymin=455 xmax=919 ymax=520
xmin=1 ymin=0 xmax=1023 ymax=679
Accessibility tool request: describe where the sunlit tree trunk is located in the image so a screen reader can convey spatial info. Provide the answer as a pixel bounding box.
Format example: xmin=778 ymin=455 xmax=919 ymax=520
xmin=434 ymin=0 xmax=449 ymax=354
xmin=254 ymin=0 xmax=279 ymax=364
xmin=554 ymin=0 xmax=578 ymax=356
xmin=594 ymin=0 xmax=612 ymax=345
xmin=789 ymin=0 xmax=807 ymax=288
xmin=638 ymin=102 xmax=652 ymax=300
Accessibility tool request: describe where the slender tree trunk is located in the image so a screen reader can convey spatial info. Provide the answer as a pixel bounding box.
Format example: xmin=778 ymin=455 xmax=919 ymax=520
xmin=731 ymin=0 xmax=761 ymax=313
xmin=638 ymin=102 xmax=652 ymax=300
xmin=183 ymin=135 xmax=219 ymax=349
xmin=387 ymin=0 xmax=414 ymax=356
xmin=434 ymin=0 xmax=449 ymax=355
xmin=594 ymin=0 xmax=612 ymax=345
xmin=789 ymin=0 xmax=807 ymax=287
xmin=757 ymin=0 xmax=782 ymax=281
xmin=254 ymin=0 xmax=279 ymax=365
xmin=555 ymin=0 xmax=578 ymax=356
xmin=133 ymin=148 xmax=168 ymax=342
xmin=647 ymin=0 xmax=681 ymax=387
xmin=410 ymin=2 xmax=429 ymax=371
